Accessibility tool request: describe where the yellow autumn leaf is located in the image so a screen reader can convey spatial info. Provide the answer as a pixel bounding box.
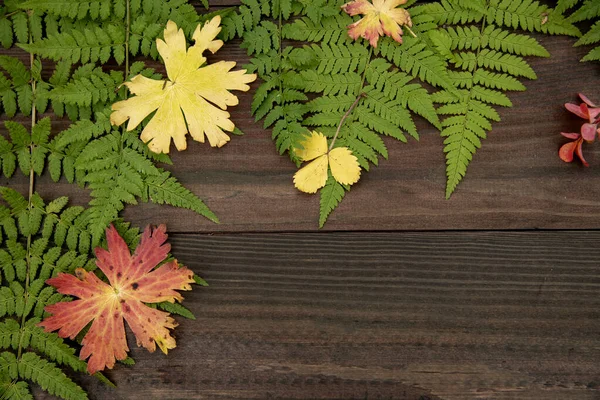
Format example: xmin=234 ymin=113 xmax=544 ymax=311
xmin=342 ymin=0 xmax=413 ymax=47
xmin=110 ymin=17 xmax=257 ymax=153
xmin=293 ymin=132 xmax=361 ymax=194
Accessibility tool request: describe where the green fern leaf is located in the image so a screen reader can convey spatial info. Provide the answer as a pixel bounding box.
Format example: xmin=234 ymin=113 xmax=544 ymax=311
xmin=0 ymin=19 xmax=13 ymax=48
xmin=377 ymin=36 xmax=455 ymax=90
xmin=582 ymin=45 xmax=600 ymax=61
xmin=155 ymin=301 xmax=195 ymax=320
xmin=18 ymin=352 xmax=88 ymax=400
xmin=319 ymin=175 xmax=346 ymax=228
xmin=25 ymin=320 xmax=88 ymax=372
xmin=19 ymin=25 xmax=124 ymax=65
xmin=11 ymin=12 xmax=29 ymax=44
xmin=0 ymin=379 xmax=33 ymax=400
xmin=145 ymin=172 xmax=219 ymax=224
xmin=283 ymin=14 xmax=351 ymax=44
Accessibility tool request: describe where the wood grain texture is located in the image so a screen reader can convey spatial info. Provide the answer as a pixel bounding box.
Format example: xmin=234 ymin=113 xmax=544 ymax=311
xmin=32 ymin=231 xmax=600 ymax=400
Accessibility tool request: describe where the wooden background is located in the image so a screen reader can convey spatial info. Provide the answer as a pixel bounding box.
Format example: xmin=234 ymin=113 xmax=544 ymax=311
xmin=7 ymin=0 xmax=600 ymax=399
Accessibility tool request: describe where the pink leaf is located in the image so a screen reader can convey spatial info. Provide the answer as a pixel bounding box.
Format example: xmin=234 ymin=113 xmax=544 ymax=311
xmin=579 ymin=93 xmax=598 ymax=107
xmin=560 ymin=132 xmax=580 ymax=140
xmin=575 ymin=138 xmax=589 ymax=167
xmin=581 ymin=123 xmax=597 ymax=142
xmin=565 ymin=103 xmax=588 ymax=119
xmin=559 ymin=141 xmax=577 ymax=163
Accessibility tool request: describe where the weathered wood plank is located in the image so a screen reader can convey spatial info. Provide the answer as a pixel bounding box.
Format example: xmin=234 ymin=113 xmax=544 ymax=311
xmin=32 ymin=231 xmax=600 ymax=400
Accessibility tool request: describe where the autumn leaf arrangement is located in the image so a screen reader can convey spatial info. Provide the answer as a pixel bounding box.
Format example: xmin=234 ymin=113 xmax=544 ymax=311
xmin=222 ymin=0 xmax=585 ymax=226
xmin=0 ymin=1 xmax=256 ymax=399
xmin=0 ymin=0 xmax=597 ymax=397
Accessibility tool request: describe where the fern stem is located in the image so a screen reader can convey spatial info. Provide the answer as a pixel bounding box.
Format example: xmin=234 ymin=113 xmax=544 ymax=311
xmin=125 ymin=0 xmax=130 ymax=79
xmin=359 ymin=46 xmax=374 ymax=93
xmin=16 ymin=9 xmax=38 ymax=363
xmin=405 ymin=25 xmax=417 ymax=38
xmin=329 ymin=92 xmax=365 ymax=152
xmin=327 ymin=46 xmax=373 ymax=152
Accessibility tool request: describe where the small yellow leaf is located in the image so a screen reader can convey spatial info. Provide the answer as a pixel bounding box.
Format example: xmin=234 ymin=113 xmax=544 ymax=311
xmin=110 ymin=17 xmax=257 ymax=153
xmin=294 ymin=131 xmax=328 ymax=161
xmin=329 ymin=147 xmax=361 ymax=185
xmin=293 ymin=154 xmax=329 ymax=194
xmin=293 ymin=131 xmax=362 ymax=194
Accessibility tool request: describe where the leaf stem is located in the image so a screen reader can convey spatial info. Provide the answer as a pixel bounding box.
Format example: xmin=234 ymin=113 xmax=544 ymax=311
xmin=16 ymin=9 xmax=38 ymax=362
xmin=327 ymin=46 xmax=373 ymax=152
xmin=125 ymin=0 xmax=130 ymax=79
xmin=405 ymin=25 xmax=417 ymax=38
xmin=328 ymin=92 xmax=365 ymax=152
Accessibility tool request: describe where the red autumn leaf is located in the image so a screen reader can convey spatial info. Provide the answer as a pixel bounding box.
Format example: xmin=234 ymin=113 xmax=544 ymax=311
xmin=39 ymin=224 xmax=195 ymax=374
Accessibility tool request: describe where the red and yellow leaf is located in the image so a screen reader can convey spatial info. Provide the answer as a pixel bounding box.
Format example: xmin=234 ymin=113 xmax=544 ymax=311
xmin=342 ymin=0 xmax=413 ymax=47
xmin=39 ymin=224 xmax=195 ymax=374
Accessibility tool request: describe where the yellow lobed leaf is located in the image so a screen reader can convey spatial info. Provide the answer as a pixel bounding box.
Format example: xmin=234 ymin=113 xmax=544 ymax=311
xmin=293 ymin=131 xmax=362 ymax=194
xmin=110 ymin=17 xmax=256 ymax=153
xmin=294 ymin=131 xmax=328 ymax=161
xmin=294 ymin=155 xmax=329 ymax=194
xmin=328 ymin=147 xmax=361 ymax=186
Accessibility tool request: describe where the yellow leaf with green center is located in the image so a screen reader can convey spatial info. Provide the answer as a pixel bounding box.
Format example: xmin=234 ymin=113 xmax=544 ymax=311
xmin=110 ymin=17 xmax=256 ymax=153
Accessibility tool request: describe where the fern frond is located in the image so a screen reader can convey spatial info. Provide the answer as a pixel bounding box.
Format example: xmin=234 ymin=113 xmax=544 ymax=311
xmin=49 ymin=64 xmax=120 ymax=120
xmin=155 ymin=301 xmax=195 ymax=320
xmin=24 ymin=320 xmax=88 ymax=372
xmin=306 ymin=43 xmax=370 ymax=75
xmin=0 ymin=55 xmax=32 ymax=117
xmin=144 ymin=171 xmax=219 ymax=224
xmin=567 ymin=0 xmax=600 ymax=22
xmin=241 ymin=21 xmax=279 ymax=55
xmin=18 ymin=352 xmax=88 ymax=400
xmin=19 ymin=0 xmax=117 ymax=20
xmin=300 ymin=70 xmax=362 ymax=96
xmin=282 ymin=14 xmax=351 ymax=44
xmin=575 ymin=20 xmax=600 ymax=61
xmin=415 ymin=1 xmax=483 ymax=27
xmin=319 ymin=175 xmax=346 ymax=228
xmin=554 ymin=0 xmax=580 ymax=15
xmin=19 ymin=25 xmax=125 ymax=65
xmin=221 ymin=0 xmax=268 ymax=40
xmin=0 ymin=379 xmax=33 ymax=400
xmin=487 ymin=0 xmax=580 ymax=35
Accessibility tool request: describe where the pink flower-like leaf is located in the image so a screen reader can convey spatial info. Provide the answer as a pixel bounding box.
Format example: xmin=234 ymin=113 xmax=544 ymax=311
xmin=565 ymin=102 xmax=589 ymax=119
xmin=559 ymin=137 xmax=588 ymax=167
xmin=581 ymin=123 xmax=597 ymax=142
xmin=579 ymin=93 xmax=598 ymax=107
xmin=560 ymin=132 xmax=580 ymax=140
xmin=566 ymin=94 xmax=600 ymax=123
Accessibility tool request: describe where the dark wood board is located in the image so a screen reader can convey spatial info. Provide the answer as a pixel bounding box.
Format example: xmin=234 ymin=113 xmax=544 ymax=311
xmin=33 ymin=231 xmax=600 ymax=400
